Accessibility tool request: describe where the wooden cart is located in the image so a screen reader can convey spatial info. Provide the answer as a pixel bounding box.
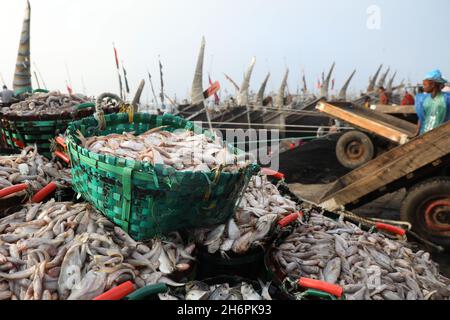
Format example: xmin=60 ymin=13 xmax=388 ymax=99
xmin=316 ymin=101 xmax=418 ymax=169
xmin=295 ymin=121 xmax=450 ymax=247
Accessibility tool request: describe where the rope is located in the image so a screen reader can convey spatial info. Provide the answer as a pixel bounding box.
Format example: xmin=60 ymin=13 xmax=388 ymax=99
xmin=179 ymin=107 xmax=327 ymax=117
xmin=232 ymin=136 xmax=318 ymax=145
xmin=202 ymin=121 xmax=354 ymax=130
xmin=197 ymin=127 xmax=351 ymax=134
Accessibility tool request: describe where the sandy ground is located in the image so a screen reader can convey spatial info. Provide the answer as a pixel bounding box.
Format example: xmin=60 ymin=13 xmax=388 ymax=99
xmin=279 ymin=135 xmax=450 ymax=278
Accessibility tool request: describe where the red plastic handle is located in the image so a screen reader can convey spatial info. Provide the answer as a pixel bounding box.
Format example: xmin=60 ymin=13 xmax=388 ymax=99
xmin=375 ymin=223 xmax=406 ymax=236
xmin=298 ymin=278 xmax=343 ymax=298
xmin=54 ymin=151 xmax=70 ymax=164
xmin=32 ymin=182 xmax=57 ymax=203
xmin=93 ymin=281 xmax=135 ymax=300
xmin=261 ymin=168 xmax=285 ymax=180
xmin=0 ymin=183 xmax=28 ymax=199
xmin=11 ymin=138 xmax=26 ymax=149
xmin=55 ymin=136 xmax=67 ymax=149
xmin=278 ymin=212 xmax=302 ymax=228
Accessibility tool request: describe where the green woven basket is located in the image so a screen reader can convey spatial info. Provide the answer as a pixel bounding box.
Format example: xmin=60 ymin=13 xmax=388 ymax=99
xmin=0 ymin=117 xmax=75 ymax=158
xmin=0 ymin=103 xmax=118 ymax=158
xmin=66 ymin=112 xmax=259 ymax=241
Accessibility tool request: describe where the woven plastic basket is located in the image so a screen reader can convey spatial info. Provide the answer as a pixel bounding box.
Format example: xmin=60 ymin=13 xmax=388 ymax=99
xmin=0 ymin=102 xmax=119 ymax=158
xmin=66 ymin=112 xmax=259 ymax=240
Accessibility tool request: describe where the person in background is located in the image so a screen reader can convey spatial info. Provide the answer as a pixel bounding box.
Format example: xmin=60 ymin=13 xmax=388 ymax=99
xmin=363 ymin=96 xmax=371 ymax=108
xmin=415 ymin=70 xmax=450 ymax=135
xmin=401 ymin=90 xmax=415 ymax=106
xmin=0 ymin=85 xmax=14 ymax=105
xmin=378 ymin=86 xmax=389 ymax=105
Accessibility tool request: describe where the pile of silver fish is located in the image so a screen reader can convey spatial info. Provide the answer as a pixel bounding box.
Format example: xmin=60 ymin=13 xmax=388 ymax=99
xmin=194 ymin=175 xmax=299 ymax=256
xmin=1 ymin=92 xmax=91 ymax=117
xmin=81 ymin=127 xmax=248 ymax=173
xmin=274 ymin=212 xmax=450 ymax=300
xmin=0 ymin=146 xmax=71 ymax=195
xmin=160 ymin=280 xmax=273 ymax=300
xmin=0 ymin=201 xmax=196 ymax=300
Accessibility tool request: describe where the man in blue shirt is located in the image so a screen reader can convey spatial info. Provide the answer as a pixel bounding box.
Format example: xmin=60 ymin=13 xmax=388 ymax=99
xmin=414 ymin=70 xmax=450 ymax=135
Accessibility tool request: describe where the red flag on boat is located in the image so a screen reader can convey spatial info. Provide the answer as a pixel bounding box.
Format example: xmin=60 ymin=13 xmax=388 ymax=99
xmin=113 ymin=46 xmax=120 ymax=69
xmin=204 ymin=81 xmax=220 ymax=99
xmin=112 ymin=43 xmax=124 ymax=99
xmin=209 ymin=74 xmax=220 ymax=105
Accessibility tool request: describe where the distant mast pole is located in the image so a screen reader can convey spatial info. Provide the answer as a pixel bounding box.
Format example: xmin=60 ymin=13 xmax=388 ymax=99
xmin=122 ymin=60 xmax=130 ymax=101
xmin=65 ymin=62 xmax=73 ymax=92
xmin=158 ymin=57 xmax=165 ymax=109
xmin=147 ymin=71 xmax=159 ymax=109
xmin=33 ymin=61 xmax=47 ymax=89
xmin=113 ymin=43 xmax=124 ymax=100
xmin=33 ymin=71 xmax=41 ymax=89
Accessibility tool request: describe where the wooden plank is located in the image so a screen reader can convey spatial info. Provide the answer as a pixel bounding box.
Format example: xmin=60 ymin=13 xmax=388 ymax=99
xmin=325 ymin=101 xmax=417 ymax=134
xmin=319 ymin=121 xmax=450 ymax=211
xmin=371 ymin=104 xmax=416 ymax=114
xmin=342 ymin=104 xmax=417 ymax=134
xmin=316 ymin=102 xmax=409 ymax=144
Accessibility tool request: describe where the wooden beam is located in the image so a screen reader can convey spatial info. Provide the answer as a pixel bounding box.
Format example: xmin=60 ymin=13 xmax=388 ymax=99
xmin=371 ymin=104 xmax=415 ymax=114
xmin=316 ymin=102 xmax=409 ymax=144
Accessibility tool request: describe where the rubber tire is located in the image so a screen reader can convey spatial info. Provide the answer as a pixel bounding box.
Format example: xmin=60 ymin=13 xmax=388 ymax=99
xmin=336 ymin=131 xmax=374 ymax=169
xmin=400 ymin=177 xmax=450 ymax=248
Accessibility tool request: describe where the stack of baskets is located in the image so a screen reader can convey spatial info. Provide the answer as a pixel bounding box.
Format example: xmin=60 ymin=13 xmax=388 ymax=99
xmin=65 ymin=112 xmax=259 ymax=241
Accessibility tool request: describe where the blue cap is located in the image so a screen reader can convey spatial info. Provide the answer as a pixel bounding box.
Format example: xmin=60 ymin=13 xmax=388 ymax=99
xmin=424 ymin=69 xmax=448 ymax=84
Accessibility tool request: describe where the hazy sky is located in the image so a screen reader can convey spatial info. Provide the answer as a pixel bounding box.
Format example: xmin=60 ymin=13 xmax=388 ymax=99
xmin=1 ymin=0 xmax=449 ymax=101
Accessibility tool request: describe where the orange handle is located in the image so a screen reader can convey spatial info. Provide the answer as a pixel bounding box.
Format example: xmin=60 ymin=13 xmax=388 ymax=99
xmin=375 ymin=223 xmax=406 ymax=236
xmin=278 ymin=212 xmax=302 ymax=228
xmin=54 ymin=151 xmax=70 ymax=164
xmin=0 ymin=183 xmax=28 ymax=199
xmin=55 ymin=136 xmax=67 ymax=149
xmin=261 ymin=168 xmax=285 ymax=180
xmin=32 ymin=182 xmax=57 ymax=203
xmin=298 ymin=278 xmax=343 ymax=298
xmin=93 ymin=281 xmax=135 ymax=300
xmin=11 ymin=138 xmax=26 ymax=149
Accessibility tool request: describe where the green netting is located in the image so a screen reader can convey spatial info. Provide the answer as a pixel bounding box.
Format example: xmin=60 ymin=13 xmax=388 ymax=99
xmin=66 ymin=112 xmax=260 ymax=241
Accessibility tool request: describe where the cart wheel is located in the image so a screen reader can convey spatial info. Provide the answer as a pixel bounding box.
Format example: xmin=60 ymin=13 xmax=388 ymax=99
xmin=400 ymin=177 xmax=450 ymax=248
xmin=335 ymin=131 xmax=374 ymax=169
